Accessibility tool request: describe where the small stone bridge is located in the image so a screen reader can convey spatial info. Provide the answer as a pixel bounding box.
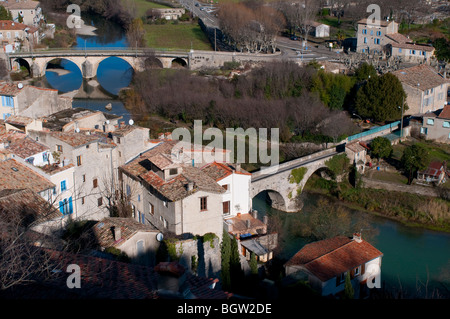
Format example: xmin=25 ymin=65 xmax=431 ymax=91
xmin=251 ymin=146 xmax=343 ymax=213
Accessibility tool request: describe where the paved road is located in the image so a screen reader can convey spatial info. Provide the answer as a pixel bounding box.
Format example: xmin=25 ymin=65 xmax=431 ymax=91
xmin=276 ymin=36 xmax=342 ymax=62
xmin=177 ymin=0 xmax=219 ymax=28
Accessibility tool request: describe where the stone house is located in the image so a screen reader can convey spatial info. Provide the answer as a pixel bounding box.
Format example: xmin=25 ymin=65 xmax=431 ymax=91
xmin=420 ymin=105 xmax=450 ymax=142
xmin=345 ymin=141 xmax=369 ymax=173
xmin=356 ymin=18 xmax=399 ymax=54
xmin=90 ymin=217 xmax=160 ymax=266
xmin=1 ymin=0 xmax=43 ymax=27
xmin=417 ymin=161 xmax=447 ymax=185
xmin=119 ymin=140 xmax=230 ymax=238
xmin=308 ymin=21 xmax=330 ymax=38
xmin=0 ymin=19 xmax=39 ymax=51
xmin=392 ymin=64 xmax=449 ymax=115
xmin=386 ymin=33 xmax=435 ymax=63
xmin=27 ymin=130 xmax=116 ymax=220
xmin=284 ymin=234 xmax=383 ymax=298
xmin=0 ymin=82 xmax=72 ymax=120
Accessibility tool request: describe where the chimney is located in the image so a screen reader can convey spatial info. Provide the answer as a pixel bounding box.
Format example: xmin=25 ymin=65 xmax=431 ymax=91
xmin=251 ymin=210 xmax=258 ymax=220
xmin=186 ymin=182 xmax=194 ymax=191
xmin=155 ymin=262 xmax=191 ymax=297
xmin=353 ymin=232 xmax=362 ymax=243
xmin=112 ymin=226 xmax=122 ymax=241
xmin=235 ymin=163 xmax=241 ymax=171
xmin=263 ymin=215 xmax=268 ymax=225
xmin=245 ymin=219 xmax=251 ymax=229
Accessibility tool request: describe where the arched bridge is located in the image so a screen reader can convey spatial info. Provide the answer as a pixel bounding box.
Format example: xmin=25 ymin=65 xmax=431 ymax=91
xmin=251 ymin=146 xmax=343 ymax=213
xmin=6 ymin=49 xmax=190 ymax=78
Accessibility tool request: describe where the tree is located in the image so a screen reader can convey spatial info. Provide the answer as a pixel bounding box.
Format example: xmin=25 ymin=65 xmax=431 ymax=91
xmin=343 ymin=271 xmax=354 ymax=299
xmin=401 ymin=144 xmax=429 ymax=184
xmin=220 ymin=229 xmax=231 ymax=291
xmin=249 ymin=252 xmax=258 ymax=276
xmin=354 ymin=62 xmax=377 ymax=84
xmin=230 ymin=235 xmax=243 ymax=291
xmin=370 ymin=137 xmax=393 ymax=162
xmin=126 ymin=18 xmax=145 ymax=48
xmin=354 ymin=73 xmax=408 ymax=122
xmin=0 ymin=6 xmax=12 ymax=20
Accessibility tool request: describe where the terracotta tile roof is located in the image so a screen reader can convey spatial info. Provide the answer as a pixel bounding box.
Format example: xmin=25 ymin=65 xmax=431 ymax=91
xmin=0 ymin=20 xmax=37 ymax=31
xmin=346 ymin=142 xmax=366 ymax=154
xmin=285 ymin=236 xmax=383 ymax=282
xmin=385 ymin=33 xmax=409 ymax=44
xmin=2 ymin=1 xmax=40 ymax=10
xmin=225 ymin=213 xmax=267 ymax=236
xmin=0 ymin=188 xmax=62 ymax=222
xmin=357 ymin=18 xmax=393 ymax=27
xmin=50 ymin=131 xmax=100 ymax=148
xmin=4 ymin=249 xmax=231 ymax=299
xmin=6 ymin=136 xmax=49 ymax=159
xmin=0 ymin=158 xmax=55 ymax=193
xmin=391 ymin=42 xmax=435 ymax=52
xmin=0 ymin=82 xmax=23 ymax=96
xmin=392 ymin=64 xmax=449 ymax=91
xmin=418 ymin=161 xmax=444 ymax=178
xmin=91 ymin=217 xmax=158 ymax=248
xmin=38 ymin=163 xmax=74 ymax=175
xmin=5 ymin=115 xmax=34 ymax=126
xmin=201 ymin=162 xmax=251 ymax=182
xmin=438 ymin=105 xmax=450 ymax=119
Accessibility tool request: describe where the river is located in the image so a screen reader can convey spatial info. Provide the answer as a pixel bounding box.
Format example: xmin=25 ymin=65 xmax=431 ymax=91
xmin=252 ymin=191 xmax=450 ymax=299
xmin=41 ymin=14 xmax=134 ymax=124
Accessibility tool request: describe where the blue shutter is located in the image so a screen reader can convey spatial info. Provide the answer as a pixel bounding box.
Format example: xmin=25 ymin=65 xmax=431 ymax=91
xmin=59 ymin=201 xmax=64 ymax=214
xmin=68 ymin=197 xmax=73 ymax=214
xmin=61 ymin=180 xmax=66 ymax=191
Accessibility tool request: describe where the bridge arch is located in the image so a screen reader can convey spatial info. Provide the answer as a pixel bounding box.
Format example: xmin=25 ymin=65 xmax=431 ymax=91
xmin=171 ymin=57 xmax=188 ymax=68
xmin=11 ymin=58 xmax=31 ymax=76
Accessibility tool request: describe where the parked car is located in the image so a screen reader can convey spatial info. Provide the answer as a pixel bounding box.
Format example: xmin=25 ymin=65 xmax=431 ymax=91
xmin=290 ymin=35 xmax=298 ymax=41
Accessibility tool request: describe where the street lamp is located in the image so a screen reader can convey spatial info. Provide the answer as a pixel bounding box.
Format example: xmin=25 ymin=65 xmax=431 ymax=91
xmin=398 ymin=96 xmax=404 ymax=139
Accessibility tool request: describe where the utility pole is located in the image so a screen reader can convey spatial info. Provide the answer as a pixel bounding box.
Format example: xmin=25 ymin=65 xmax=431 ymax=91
xmin=400 ymin=96 xmax=404 ymax=139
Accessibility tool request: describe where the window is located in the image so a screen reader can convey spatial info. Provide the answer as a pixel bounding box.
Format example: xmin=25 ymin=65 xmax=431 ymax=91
xmin=374 ymin=38 xmax=380 ymax=45
xmin=169 ymin=168 xmax=178 ymax=175
xmin=223 ymin=201 xmax=230 ymax=215
xmin=399 ymin=48 xmax=402 ymax=53
xmin=338 ymin=272 xmax=346 ymax=285
xmin=136 ymin=240 xmax=144 ymax=255
xmin=200 ymin=196 xmax=208 ymax=211
xmin=98 ymin=197 xmax=103 ymax=207
xmin=6 ymin=32 xmax=10 ymax=39
xmin=443 ymin=121 xmax=450 ymax=128
xmin=93 ymin=178 xmax=98 ymax=188
xmin=353 ymin=266 xmax=361 ymax=277
xmin=370 ymin=30 xmax=373 ymax=36
xmin=427 ymin=118 xmax=434 ymax=126
xmin=421 ymin=127 xmax=428 ymax=135
xmin=116 ymin=137 xmax=121 ymax=144
xmin=82 ymin=174 xmax=86 ymax=182
xmin=61 ymin=180 xmax=67 ymax=192
xmin=52 ymin=187 xmax=57 ymax=195
xmin=364 ymin=37 xmax=367 ymax=44
xmin=81 ymin=197 xmax=85 ymax=205
xmin=126 ymin=184 xmax=131 ymax=196
xmin=222 ymin=184 xmax=229 ymax=192
xmin=77 ymin=155 xmax=82 ymax=166
xmin=163 ymin=201 xmax=168 ymax=207
xmin=149 ymin=202 xmax=154 ymax=215
xmin=376 ymin=31 xmax=381 ymax=36
xmin=14 ymin=31 xmax=19 ymax=38
xmin=362 ymin=29 xmax=367 ymax=34
xmin=57 ymin=145 xmax=63 ymax=152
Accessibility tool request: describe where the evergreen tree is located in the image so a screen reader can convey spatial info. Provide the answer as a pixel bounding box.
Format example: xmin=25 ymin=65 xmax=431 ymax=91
xmin=220 ymin=229 xmax=231 ymax=291
xmin=401 ymin=144 xmax=430 ymax=184
xmin=230 ymin=235 xmax=243 ymax=291
xmin=249 ymin=252 xmax=258 ymax=276
xmin=343 ymin=271 xmax=354 ymax=299
xmin=354 ymin=73 xmax=408 ymax=122
xmin=370 ymin=137 xmax=393 ymax=162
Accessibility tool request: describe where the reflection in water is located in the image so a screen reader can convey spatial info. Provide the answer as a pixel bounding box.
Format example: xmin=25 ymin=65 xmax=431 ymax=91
xmin=45 ymin=59 xmax=83 ymax=93
xmin=252 ymin=191 xmax=450 ymax=298
xmin=97 ymin=57 xmax=133 ymax=96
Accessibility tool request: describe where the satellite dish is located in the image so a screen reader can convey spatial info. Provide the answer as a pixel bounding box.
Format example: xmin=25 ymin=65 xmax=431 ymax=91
xmin=129 ymin=119 xmax=134 ymax=126
xmin=75 ymin=128 xmax=80 ymax=133
xmin=156 ymin=232 xmax=164 ymax=242
xmin=17 ymin=83 xmax=23 ymax=89
xmin=106 ymin=120 xmax=110 ymax=125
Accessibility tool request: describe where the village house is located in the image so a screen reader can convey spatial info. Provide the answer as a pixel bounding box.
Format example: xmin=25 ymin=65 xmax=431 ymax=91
xmin=26 ymin=129 xmax=116 ymax=220
xmin=356 ymin=18 xmax=399 ymax=54
xmin=345 ymin=141 xmax=369 ymax=173
xmin=90 ymin=217 xmax=161 ymax=266
xmin=1 ymin=0 xmax=43 ymax=27
xmin=420 ymin=105 xmax=450 ymax=143
xmin=386 ymin=33 xmax=435 ymax=63
xmin=119 ymin=140 xmax=234 ymax=238
xmin=284 ymin=234 xmax=383 ymax=298
xmin=0 ymin=82 xmax=72 ymax=119
xmin=417 ymin=161 xmax=447 ymax=185
xmin=0 ymin=19 xmax=39 ymax=52
xmin=392 ymin=64 xmax=449 ymax=115
xmin=308 ymin=21 xmax=330 ymax=38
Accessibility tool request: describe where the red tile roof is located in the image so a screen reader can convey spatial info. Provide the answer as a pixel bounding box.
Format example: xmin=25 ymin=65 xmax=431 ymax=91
xmin=0 ymin=20 xmax=38 ymax=32
xmin=0 ymin=158 xmax=55 ymax=193
xmin=6 ymin=136 xmax=49 ymax=159
xmin=392 ymin=64 xmax=449 ymax=91
xmin=438 ymin=105 xmax=450 ymax=119
xmin=201 ymin=161 xmax=251 ymax=182
xmin=285 ymin=236 xmax=383 ymax=282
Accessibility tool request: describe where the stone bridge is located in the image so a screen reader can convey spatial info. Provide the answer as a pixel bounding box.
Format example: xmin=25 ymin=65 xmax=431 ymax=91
xmin=7 ymin=49 xmax=282 ymax=78
xmin=251 ymin=146 xmax=342 ymax=213
xmin=7 ymin=49 xmax=191 ymax=78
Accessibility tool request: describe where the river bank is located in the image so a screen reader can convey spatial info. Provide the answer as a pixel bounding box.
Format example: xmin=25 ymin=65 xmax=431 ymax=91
xmin=304 ymin=174 xmax=450 ymax=233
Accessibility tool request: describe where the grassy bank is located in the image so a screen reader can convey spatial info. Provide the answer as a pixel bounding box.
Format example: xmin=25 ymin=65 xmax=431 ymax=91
xmin=304 ymin=174 xmax=450 ymax=232
xmin=144 ymin=23 xmax=212 ymax=51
